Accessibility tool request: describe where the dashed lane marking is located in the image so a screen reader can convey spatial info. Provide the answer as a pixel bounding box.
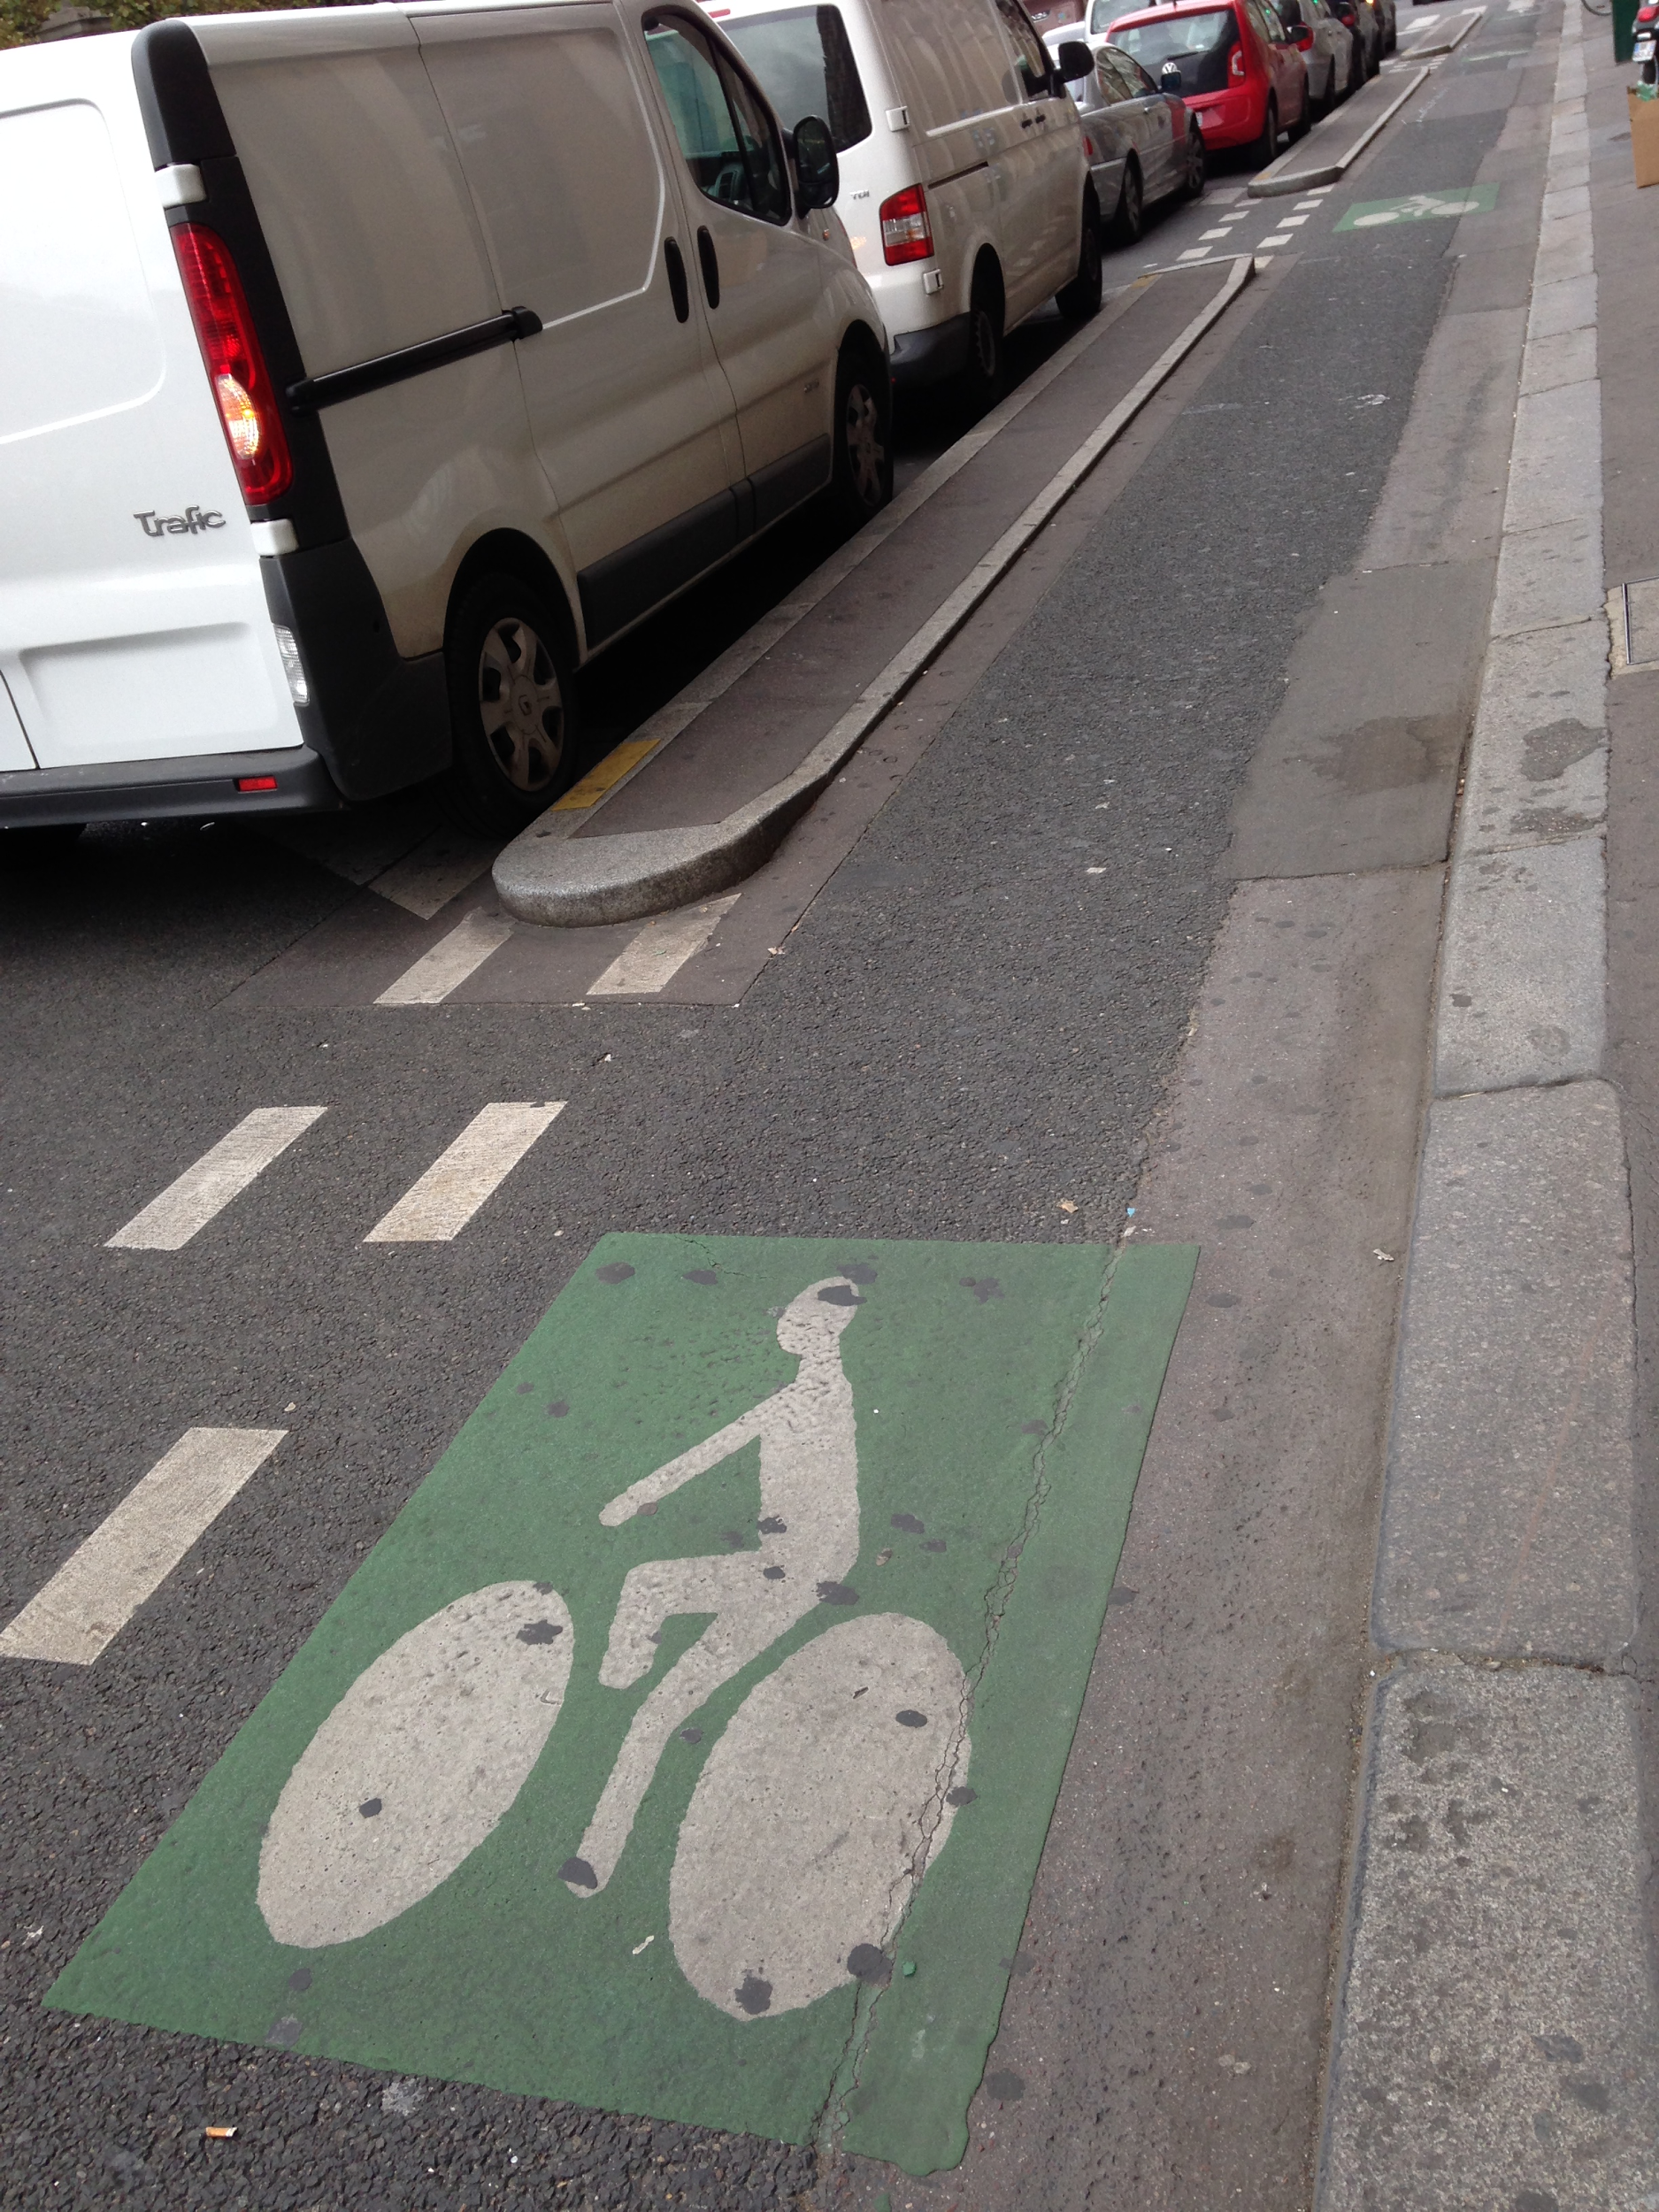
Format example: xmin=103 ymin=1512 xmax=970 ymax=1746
xmin=362 ymin=1102 xmax=565 ymax=1242
xmin=106 ymin=1107 xmax=326 ymax=1251
xmin=0 ymin=1427 xmax=285 ymax=1665
xmin=376 ymin=910 xmax=518 ymax=1005
xmin=588 ymin=896 xmax=741 ymax=998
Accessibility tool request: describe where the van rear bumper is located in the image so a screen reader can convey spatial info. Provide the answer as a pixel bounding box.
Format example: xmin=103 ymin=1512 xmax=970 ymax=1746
xmin=0 ymin=746 xmax=342 ymax=829
xmin=889 ymin=314 xmax=971 ymax=388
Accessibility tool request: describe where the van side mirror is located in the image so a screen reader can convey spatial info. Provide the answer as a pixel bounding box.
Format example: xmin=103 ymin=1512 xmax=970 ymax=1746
xmin=791 ymin=115 xmax=839 ymax=215
xmin=1054 ymin=38 xmax=1094 ymax=81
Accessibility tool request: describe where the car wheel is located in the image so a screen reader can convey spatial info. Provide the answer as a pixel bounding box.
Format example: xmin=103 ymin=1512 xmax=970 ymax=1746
xmin=1289 ymin=81 xmax=1311 ymax=138
xmin=1183 ymin=125 xmax=1206 ymax=196
xmin=963 ymin=261 xmax=1005 ymax=412
xmin=1364 ymin=30 xmax=1379 ymax=73
xmin=0 ymin=822 xmax=83 ymax=868
xmin=828 ymin=344 xmax=893 ymax=527
xmin=1251 ymin=97 xmax=1279 ymax=168
xmin=1109 ymin=157 xmax=1144 ymax=245
xmin=1056 ymin=191 xmax=1103 ymax=320
xmin=439 ymin=573 xmax=579 ymax=837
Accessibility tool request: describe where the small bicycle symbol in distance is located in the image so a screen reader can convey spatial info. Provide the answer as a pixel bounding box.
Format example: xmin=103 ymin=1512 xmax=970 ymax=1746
xmin=258 ymin=1277 xmax=972 ymax=2020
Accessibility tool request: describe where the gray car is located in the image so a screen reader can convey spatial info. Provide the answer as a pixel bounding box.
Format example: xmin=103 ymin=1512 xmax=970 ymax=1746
xmin=1273 ymin=0 xmax=1354 ymax=112
xmin=1046 ymin=33 xmax=1205 ymax=244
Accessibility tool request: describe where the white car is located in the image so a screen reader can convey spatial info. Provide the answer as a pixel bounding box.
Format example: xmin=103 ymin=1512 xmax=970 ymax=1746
xmin=0 ymin=0 xmax=891 ymax=841
xmin=706 ymin=0 xmax=1101 ymax=406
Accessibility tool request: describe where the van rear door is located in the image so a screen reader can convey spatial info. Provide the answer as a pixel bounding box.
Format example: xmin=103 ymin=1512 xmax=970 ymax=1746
xmin=0 ymin=55 xmax=302 ymax=773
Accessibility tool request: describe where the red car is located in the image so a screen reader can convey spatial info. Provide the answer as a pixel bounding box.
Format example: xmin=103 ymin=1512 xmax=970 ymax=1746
xmin=1106 ymin=0 xmax=1309 ymax=165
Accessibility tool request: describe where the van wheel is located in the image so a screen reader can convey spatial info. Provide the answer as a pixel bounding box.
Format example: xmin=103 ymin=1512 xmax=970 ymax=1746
xmin=1056 ymin=192 xmax=1103 ymax=321
xmin=439 ymin=574 xmax=579 ymax=837
xmin=1108 ymin=159 xmax=1143 ymax=246
xmin=829 ymin=346 xmax=894 ymax=527
xmin=963 ymin=264 xmax=1005 ymax=412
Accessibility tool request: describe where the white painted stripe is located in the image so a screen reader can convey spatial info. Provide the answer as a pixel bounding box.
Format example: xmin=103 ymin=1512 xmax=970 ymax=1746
xmin=376 ymin=910 xmax=516 ymax=1006
xmin=364 ymin=1102 xmax=565 ymax=1242
xmin=0 ymin=1427 xmax=286 ymax=1665
xmin=588 ymin=895 xmax=741 ymax=997
xmin=373 ymin=828 xmax=501 ymax=918
xmin=1177 ymin=247 xmax=1213 ymax=261
xmin=106 ymin=1107 xmax=326 ymax=1250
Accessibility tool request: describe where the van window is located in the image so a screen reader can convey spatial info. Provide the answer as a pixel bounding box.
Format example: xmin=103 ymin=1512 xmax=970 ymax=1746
xmin=421 ymin=27 xmax=664 ymax=326
xmin=0 ymin=101 xmax=162 ymax=445
xmin=211 ymin=50 xmax=495 ymax=375
xmin=1110 ymin=7 xmax=1240 ymax=91
xmin=644 ymin=14 xmax=793 ymax=222
xmin=720 ymin=6 xmax=873 ymax=150
xmin=875 ymin=0 xmax=1019 ymax=130
xmin=991 ymin=0 xmax=1054 ymax=95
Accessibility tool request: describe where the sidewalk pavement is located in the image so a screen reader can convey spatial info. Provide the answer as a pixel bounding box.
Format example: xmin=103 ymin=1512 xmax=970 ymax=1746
xmin=1319 ymin=5 xmax=1659 ymax=2204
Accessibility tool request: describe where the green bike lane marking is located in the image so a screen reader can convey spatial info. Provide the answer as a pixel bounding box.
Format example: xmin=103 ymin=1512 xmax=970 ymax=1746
xmin=1335 ymin=184 xmax=1499 ymax=230
xmin=49 ymin=1234 xmax=1195 ymax=2177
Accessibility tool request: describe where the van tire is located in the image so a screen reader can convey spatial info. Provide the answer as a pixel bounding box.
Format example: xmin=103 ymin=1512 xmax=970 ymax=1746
xmin=438 ymin=573 xmax=580 ymax=837
xmin=963 ymin=262 xmax=1005 ymax=411
xmin=1056 ymin=191 xmax=1103 ymax=321
xmin=828 ymin=344 xmax=894 ymax=527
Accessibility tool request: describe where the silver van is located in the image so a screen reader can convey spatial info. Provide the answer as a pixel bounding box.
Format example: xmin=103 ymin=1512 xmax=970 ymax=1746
xmin=0 ymin=1 xmax=890 ymax=840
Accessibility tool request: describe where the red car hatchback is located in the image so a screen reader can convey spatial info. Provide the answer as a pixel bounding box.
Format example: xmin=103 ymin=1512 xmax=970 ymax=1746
xmin=1106 ymin=0 xmax=1308 ymax=165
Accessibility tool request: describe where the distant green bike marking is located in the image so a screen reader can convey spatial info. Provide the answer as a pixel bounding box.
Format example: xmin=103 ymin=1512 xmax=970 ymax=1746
xmin=1336 ymin=183 xmax=1499 ymax=230
xmin=50 ymin=1235 xmax=1195 ymax=2177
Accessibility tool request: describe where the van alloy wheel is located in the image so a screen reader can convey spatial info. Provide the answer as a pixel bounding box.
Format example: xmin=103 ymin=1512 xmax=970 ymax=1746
xmin=478 ymin=618 xmax=565 ymax=796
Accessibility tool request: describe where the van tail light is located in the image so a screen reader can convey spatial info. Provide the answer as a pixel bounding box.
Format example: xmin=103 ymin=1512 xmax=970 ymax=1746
xmin=879 ymin=183 xmax=933 ymax=265
xmin=172 ymin=224 xmax=293 ymax=507
xmin=1229 ymin=42 xmax=1247 ymax=77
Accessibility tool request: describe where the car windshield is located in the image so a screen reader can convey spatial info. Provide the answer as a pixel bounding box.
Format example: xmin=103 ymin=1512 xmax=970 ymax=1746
xmin=1109 ymin=7 xmax=1240 ymax=92
xmin=719 ymin=5 xmax=873 ymax=150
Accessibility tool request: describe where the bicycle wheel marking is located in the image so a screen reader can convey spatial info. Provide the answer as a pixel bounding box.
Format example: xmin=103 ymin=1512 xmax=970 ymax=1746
xmin=47 ymin=1234 xmax=1195 ymax=2177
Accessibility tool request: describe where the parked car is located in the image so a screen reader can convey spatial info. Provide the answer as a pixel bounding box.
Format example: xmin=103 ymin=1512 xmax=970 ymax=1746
xmin=1323 ymin=0 xmax=1384 ymax=78
xmin=1046 ymin=34 xmax=1205 ymax=241
xmin=710 ymin=0 xmax=1100 ymax=405
xmin=1272 ymin=0 xmax=1354 ymax=114
xmin=1106 ymin=0 xmax=1309 ymax=166
xmin=0 ymin=2 xmax=892 ymax=841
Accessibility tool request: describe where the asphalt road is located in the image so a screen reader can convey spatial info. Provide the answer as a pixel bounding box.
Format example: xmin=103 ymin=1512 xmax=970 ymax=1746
xmin=0 ymin=17 xmax=1545 ymax=2206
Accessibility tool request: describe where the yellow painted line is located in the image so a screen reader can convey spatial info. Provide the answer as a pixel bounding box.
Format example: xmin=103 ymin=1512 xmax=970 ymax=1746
xmin=551 ymin=738 xmax=658 ymax=810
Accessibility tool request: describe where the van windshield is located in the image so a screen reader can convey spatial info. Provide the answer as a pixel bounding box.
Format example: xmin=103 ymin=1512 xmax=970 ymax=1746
xmin=1107 ymin=8 xmax=1239 ymax=92
xmin=719 ymin=6 xmax=873 ymax=150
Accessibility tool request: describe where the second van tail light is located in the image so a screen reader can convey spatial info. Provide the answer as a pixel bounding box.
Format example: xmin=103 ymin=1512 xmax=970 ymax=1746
xmin=879 ymin=184 xmax=933 ymax=265
xmin=1229 ymin=42 xmax=1247 ymax=77
xmin=172 ymin=223 xmax=293 ymax=507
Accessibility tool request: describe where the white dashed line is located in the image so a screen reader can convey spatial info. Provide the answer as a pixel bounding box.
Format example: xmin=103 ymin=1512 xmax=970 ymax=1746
xmin=1279 ymin=213 xmax=1310 ymax=226
xmin=1200 ymin=227 xmax=1233 ymax=240
xmin=0 ymin=1427 xmax=286 ymax=1665
xmin=364 ymin=1103 xmax=565 ymax=1243
xmin=1177 ymin=247 xmax=1213 ymax=261
xmin=106 ymin=1107 xmax=326 ymax=1250
xmin=1261 ymin=234 xmax=1294 ymax=247
xmin=377 ymin=910 xmax=517 ymax=1005
xmin=372 ymin=829 xmax=500 ymax=919
xmin=588 ymin=895 xmax=741 ymax=997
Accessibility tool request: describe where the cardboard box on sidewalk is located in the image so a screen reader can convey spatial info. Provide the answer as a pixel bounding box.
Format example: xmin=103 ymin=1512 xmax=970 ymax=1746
xmin=1629 ymin=85 xmax=1659 ymax=185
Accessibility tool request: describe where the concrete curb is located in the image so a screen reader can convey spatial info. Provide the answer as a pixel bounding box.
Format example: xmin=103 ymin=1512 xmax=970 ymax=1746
xmin=1317 ymin=7 xmax=1657 ymax=2203
xmin=1247 ymin=59 xmax=1432 ymax=196
xmin=495 ymin=257 xmax=1253 ymax=927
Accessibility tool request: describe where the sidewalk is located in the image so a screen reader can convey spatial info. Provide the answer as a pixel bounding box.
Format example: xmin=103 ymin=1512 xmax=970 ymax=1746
xmin=1318 ymin=4 xmax=1659 ymax=2203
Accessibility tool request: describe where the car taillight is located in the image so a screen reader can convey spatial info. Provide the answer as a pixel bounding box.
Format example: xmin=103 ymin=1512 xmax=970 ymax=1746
xmin=1229 ymin=42 xmax=1247 ymax=77
xmin=879 ymin=183 xmax=933 ymax=265
xmin=172 ymin=224 xmax=293 ymax=507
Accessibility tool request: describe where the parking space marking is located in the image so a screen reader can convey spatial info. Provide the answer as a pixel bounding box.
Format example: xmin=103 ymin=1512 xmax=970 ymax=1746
xmin=376 ymin=910 xmax=517 ymax=1005
xmin=588 ymin=895 xmax=741 ymax=998
xmin=363 ymin=1102 xmax=565 ymax=1242
xmin=106 ymin=1107 xmax=326 ymax=1251
xmin=0 ymin=1427 xmax=285 ymax=1665
xmin=49 ymin=1236 xmax=1195 ymax=2173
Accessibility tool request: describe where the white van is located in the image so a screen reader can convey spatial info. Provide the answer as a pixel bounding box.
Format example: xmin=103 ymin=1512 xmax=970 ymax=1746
xmin=0 ymin=1 xmax=889 ymax=840
xmin=705 ymin=0 xmax=1100 ymax=401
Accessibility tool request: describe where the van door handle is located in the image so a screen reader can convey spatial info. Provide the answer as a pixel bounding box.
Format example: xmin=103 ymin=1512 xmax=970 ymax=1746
xmin=664 ymin=236 xmax=690 ymax=323
xmin=696 ymin=226 xmax=721 ymax=310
